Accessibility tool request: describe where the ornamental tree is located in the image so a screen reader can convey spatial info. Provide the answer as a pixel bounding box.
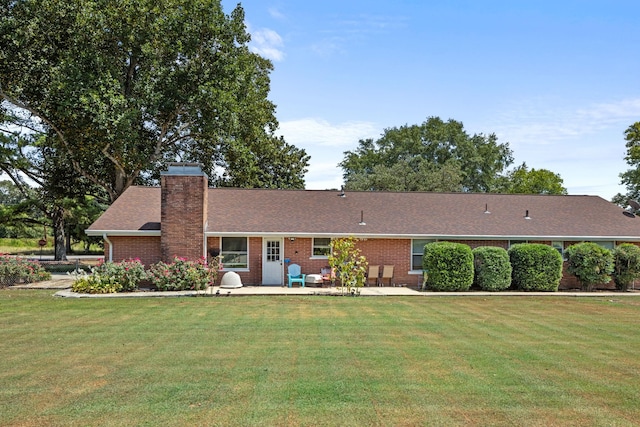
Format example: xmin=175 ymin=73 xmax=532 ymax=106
xmin=328 ymin=237 xmax=368 ymax=296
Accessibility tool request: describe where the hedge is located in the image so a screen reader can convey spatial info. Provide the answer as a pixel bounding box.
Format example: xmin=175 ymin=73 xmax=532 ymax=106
xmin=423 ymin=242 xmax=474 ymax=291
xmin=565 ymin=242 xmax=614 ymax=291
xmin=473 ymin=246 xmax=512 ymax=291
xmin=508 ymin=243 xmax=562 ymax=292
xmin=613 ymin=243 xmax=640 ymax=291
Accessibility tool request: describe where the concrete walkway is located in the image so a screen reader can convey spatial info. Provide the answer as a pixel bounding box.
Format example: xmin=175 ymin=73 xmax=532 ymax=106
xmin=10 ymin=274 xmax=640 ymax=298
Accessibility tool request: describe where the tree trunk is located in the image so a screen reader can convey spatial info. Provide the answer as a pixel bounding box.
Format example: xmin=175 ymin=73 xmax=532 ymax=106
xmin=52 ymin=207 xmax=67 ymax=261
xmin=66 ymin=229 xmax=72 ymax=254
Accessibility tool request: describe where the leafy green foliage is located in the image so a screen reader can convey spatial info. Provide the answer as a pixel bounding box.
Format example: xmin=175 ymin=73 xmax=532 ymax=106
xmin=93 ymin=258 xmax=146 ymax=292
xmin=0 ymin=255 xmax=51 ymax=286
xmin=472 ymin=246 xmax=512 ymax=291
xmin=423 ymin=242 xmax=474 ymax=291
xmin=328 ymin=237 xmax=368 ymax=295
xmin=147 ymin=257 xmax=214 ymax=291
xmin=508 ymin=244 xmax=563 ymax=292
xmin=345 ymin=158 xmax=463 ymax=192
xmin=565 ymin=242 xmax=614 ymax=291
xmin=499 ymin=162 xmax=567 ymax=195
xmin=612 ymin=243 xmax=640 ymax=291
xmin=72 ymin=258 xmax=146 ymax=293
xmin=614 ymin=122 xmax=640 ymax=205
xmin=340 ymin=117 xmax=513 ymax=192
xmin=71 ymin=273 xmax=123 ymax=294
xmin=0 ymin=0 xmax=309 ymax=203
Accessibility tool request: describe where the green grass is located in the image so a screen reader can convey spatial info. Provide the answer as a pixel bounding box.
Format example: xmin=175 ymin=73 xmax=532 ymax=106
xmin=0 ymin=238 xmax=102 ymax=256
xmin=2 ymin=291 xmax=640 ymax=426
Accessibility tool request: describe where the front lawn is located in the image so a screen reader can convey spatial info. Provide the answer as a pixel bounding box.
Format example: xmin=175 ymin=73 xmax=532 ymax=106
xmin=1 ymin=291 xmax=640 ymax=426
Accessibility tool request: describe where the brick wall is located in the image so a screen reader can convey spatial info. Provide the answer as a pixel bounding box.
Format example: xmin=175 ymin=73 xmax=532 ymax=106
xmin=106 ymin=236 xmax=161 ymax=266
xmin=207 ymin=236 xmax=262 ymax=285
xmin=160 ymin=172 xmax=207 ymax=262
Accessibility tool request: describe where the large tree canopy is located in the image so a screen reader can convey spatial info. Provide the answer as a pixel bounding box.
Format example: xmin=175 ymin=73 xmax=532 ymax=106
xmin=340 ymin=117 xmax=513 ymax=193
xmin=614 ymin=122 xmax=640 ymax=206
xmin=0 ymin=0 xmax=309 ymax=203
xmin=498 ymin=162 xmax=567 ymax=195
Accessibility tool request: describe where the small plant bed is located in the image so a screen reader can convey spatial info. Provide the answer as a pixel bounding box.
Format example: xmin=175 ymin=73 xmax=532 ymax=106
xmin=71 ymin=257 xmax=220 ymax=294
xmin=0 ymin=255 xmax=51 ymax=287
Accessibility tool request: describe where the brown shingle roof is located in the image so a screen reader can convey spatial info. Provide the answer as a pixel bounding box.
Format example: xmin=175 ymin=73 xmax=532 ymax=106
xmin=87 ymin=187 xmax=640 ymax=240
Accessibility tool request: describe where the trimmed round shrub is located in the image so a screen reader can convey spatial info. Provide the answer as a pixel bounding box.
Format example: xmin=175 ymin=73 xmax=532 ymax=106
xmin=613 ymin=243 xmax=640 ymax=291
xmin=473 ymin=246 xmax=512 ymax=291
xmin=423 ymin=242 xmax=474 ymax=291
xmin=565 ymin=242 xmax=614 ymax=291
xmin=508 ymin=244 xmax=562 ymax=292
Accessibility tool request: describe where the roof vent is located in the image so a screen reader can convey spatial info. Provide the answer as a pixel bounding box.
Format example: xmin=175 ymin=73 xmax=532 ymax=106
xmin=484 ymin=204 xmax=490 ymax=214
xmin=525 ymin=210 xmax=531 ymax=220
xmin=339 ymin=186 xmax=346 ymax=197
xmin=359 ymin=210 xmax=366 ymax=226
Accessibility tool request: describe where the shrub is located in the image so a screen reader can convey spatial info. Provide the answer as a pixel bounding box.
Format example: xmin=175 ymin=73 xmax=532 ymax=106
xmin=72 ymin=271 xmax=123 ymax=294
xmin=508 ymin=244 xmax=562 ymax=292
xmin=423 ymin=242 xmax=473 ymax=291
xmin=71 ymin=259 xmax=146 ymax=293
xmin=565 ymin=242 xmax=614 ymax=291
xmin=93 ymin=258 xmax=147 ymax=292
xmin=0 ymin=255 xmax=51 ymax=286
xmin=147 ymin=257 xmax=213 ymax=291
xmin=473 ymin=246 xmax=512 ymax=291
xmin=612 ymin=243 xmax=640 ymax=291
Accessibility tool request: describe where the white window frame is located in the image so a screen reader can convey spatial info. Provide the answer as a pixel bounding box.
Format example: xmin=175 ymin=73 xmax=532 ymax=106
xmin=411 ymin=239 xmax=435 ymax=271
xmin=311 ymin=237 xmax=331 ymax=258
xmin=220 ymin=237 xmax=249 ymax=271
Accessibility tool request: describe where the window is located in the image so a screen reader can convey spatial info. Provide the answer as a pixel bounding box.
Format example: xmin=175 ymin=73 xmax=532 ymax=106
xmin=312 ymin=238 xmax=331 ymax=257
xmin=596 ymin=241 xmax=615 ymax=250
xmin=221 ymin=237 xmax=248 ymax=269
xmin=509 ymin=240 xmax=527 ymax=248
xmin=552 ymin=241 xmax=564 ymax=257
xmin=412 ymin=239 xmax=434 ymax=271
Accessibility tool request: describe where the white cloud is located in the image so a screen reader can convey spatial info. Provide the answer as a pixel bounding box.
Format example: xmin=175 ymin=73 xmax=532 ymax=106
xmin=278 ymin=118 xmax=379 ymax=147
xmin=268 ymin=7 xmax=286 ymax=20
xmin=278 ymin=118 xmax=380 ymax=190
xmin=491 ymin=97 xmax=640 ymax=146
xmin=249 ymin=28 xmax=285 ymax=62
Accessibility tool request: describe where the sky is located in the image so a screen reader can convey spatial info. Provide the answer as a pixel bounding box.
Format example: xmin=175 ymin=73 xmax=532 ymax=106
xmin=221 ymin=0 xmax=640 ymax=200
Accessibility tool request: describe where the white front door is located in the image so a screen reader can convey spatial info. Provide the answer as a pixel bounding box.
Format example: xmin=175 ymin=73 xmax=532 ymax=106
xmin=262 ymin=238 xmax=283 ymax=285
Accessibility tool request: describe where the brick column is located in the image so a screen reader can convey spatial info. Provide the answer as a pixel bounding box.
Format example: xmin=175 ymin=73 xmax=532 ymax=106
xmin=160 ymin=163 xmax=208 ymax=262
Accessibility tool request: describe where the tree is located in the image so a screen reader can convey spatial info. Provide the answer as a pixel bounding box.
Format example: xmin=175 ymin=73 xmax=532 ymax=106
xmin=498 ymin=162 xmax=567 ymax=195
xmin=614 ymin=122 xmax=640 ymax=205
xmin=344 ymin=158 xmax=463 ymax=192
xmin=328 ymin=237 xmax=368 ymax=296
xmin=340 ymin=117 xmax=513 ymax=192
xmin=0 ymin=0 xmax=309 ymax=203
xmin=0 ymin=129 xmax=100 ymax=259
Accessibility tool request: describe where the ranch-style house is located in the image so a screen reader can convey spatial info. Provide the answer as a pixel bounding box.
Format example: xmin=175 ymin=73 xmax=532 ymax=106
xmin=86 ymin=163 xmax=640 ymax=289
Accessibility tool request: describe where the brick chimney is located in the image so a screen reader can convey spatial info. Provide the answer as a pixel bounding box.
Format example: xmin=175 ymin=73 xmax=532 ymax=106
xmin=160 ymin=163 xmax=208 ymax=262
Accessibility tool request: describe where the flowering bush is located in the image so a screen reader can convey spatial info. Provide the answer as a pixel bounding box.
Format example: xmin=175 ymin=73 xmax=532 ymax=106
xmin=147 ymin=257 xmax=214 ymax=291
xmin=71 ymin=259 xmax=146 ymax=293
xmin=0 ymin=255 xmax=51 ymax=286
xmin=93 ymin=258 xmax=146 ymax=292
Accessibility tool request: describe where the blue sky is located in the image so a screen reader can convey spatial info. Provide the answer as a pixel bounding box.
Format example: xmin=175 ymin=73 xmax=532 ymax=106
xmin=222 ymin=0 xmax=640 ymax=200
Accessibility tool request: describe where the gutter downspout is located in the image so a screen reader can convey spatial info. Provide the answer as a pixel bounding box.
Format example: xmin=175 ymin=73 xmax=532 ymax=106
xmin=103 ymin=233 xmax=113 ymax=262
